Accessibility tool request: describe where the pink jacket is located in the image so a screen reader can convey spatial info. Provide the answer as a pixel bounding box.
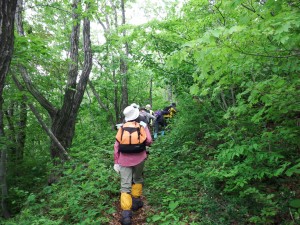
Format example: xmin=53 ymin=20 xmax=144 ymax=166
xmin=114 ymin=125 xmax=153 ymax=167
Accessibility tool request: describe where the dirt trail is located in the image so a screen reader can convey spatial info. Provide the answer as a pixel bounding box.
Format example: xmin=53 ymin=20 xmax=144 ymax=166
xmin=109 ymin=196 xmax=151 ymax=225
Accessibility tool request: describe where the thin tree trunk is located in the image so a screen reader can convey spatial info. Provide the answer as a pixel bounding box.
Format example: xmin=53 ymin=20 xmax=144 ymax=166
xmin=0 ymin=147 xmax=9 ymax=218
xmin=88 ymin=80 xmax=116 ymax=129
xmin=109 ymin=0 xmax=118 ymax=29
xmin=112 ymin=70 xmax=120 ymax=122
xmin=220 ymin=90 xmax=228 ymax=110
xmin=4 ymin=100 xmax=26 ymax=161
xmin=167 ymin=86 xmax=172 ymax=102
xmin=4 ymin=100 xmax=27 ymax=161
xmin=120 ymin=0 xmax=129 ymax=112
xmin=149 ymin=75 xmax=153 ymax=106
xmin=16 ymin=99 xmax=27 ymax=160
xmin=96 ymin=1 xmax=127 ymax=123
xmin=231 ymin=86 xmax=236 ymax=106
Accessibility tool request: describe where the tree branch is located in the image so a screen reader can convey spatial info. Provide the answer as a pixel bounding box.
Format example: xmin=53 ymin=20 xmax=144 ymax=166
xmin=74 ymin=8 xmax=93 ymax=110
xmin=28 ymin=4 xmax=72 ymax=15
xmin=15 ymin=0 xmax=57 ymax=117
xmin=214 ymin=4 xmax=226 ymax=26
xmin=96 ymin=15 xmax=107 ymax=32
xmin=19 ymin=67 xmax=57 ymax=117
xmin=241 ymin=3 xmax=264 ymax=19
xmin=12 ymin=75 xmax=70 ymax=161
xmin=225 ymin=42 xmax=300 ymax=58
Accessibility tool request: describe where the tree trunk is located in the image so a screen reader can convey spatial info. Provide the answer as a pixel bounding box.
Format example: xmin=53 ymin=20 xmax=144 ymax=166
xmin=50 ymin=2 xmax=92 ymax=161
xmin=113 ymin=70 xmax=120 ymax=122
xmin=96 ymin=0 xmax=129 ymax=123
xmin=12 ymin=75 xmax=69 ymax=160
xmin=88 ymin=80 xmax=116 ymax=129
xmin=167 ymin=85 xmax=172 ymax=102
xmin=149 ymin=75 xmax=153 ymax=106
xmin=97 ymin=6 xmax=121 ymax=123
xmin=120 ymin=0 xmax=129 ymax=112
xmin=16 ymin=0 xmax=92 ymax=162
xmin=16 ymin=100 xmax=27 ymax=160
xmin=5 ymin=0 xmax=28 ymax=162
xmin=0 ymin=0 xmax=18 ymax=219
xmin=4 ymin=99 xmax=27 ymax=161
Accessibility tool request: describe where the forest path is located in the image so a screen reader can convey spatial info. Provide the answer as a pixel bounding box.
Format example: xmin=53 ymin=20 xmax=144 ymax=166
xmin=109 ymin=196 xmax=152 ymax=225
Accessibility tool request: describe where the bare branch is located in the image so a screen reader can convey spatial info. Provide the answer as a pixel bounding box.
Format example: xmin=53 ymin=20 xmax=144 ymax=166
xmin=96 ymin=15 xmax=107 ymax=32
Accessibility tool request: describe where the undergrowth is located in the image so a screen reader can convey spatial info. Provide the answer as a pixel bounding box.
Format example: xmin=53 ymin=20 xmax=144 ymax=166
xmin=144 ymin=96 xmax=299 ymax=225
xmin=3 ymin=127 xmax=119 ymax=225
xmin=3 ymin=97 xmax=299 ymax=225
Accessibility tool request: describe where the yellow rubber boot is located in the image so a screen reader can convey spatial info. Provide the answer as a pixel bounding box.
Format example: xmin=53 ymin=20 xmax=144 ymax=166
xmin=120 ymin=193 xmax=132 ymax=225
xmin=121 ymin=192 xmax=132 ymax=210
xmin=131 ymin=183 xmax=142 ymax=198
xmin=131 ymin=183 xmax=143 ymax=211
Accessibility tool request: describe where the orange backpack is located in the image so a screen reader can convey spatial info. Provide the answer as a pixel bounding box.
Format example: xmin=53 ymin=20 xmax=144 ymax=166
xmin=116 ymin=122 xmax=147 ymax=153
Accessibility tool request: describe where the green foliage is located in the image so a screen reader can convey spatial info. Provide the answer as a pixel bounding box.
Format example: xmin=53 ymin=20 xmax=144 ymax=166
xmin=5 ymin=125 xmax=118 ymax=224
xmin=3 ymin=0 xmax=300 ymax=224
xmin=145 ymin=96 xmax=219 ymax=224
xmin=290 ymin=199 xmax=300 ymax=209
xmin=141 ymin=0 xmax=300 ymax=224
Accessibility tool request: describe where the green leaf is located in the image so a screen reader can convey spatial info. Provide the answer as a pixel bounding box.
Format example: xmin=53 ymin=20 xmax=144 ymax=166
xmin=169 ymin=201 xmax=179 ymax=211
xmin=210 ymin=29 xmax=221 ymax=38
xmin=289 ymin=199 xmax=300 ymax=208
xmin=227 ymin=26 xmax=244 ymax=35
xmin=152 ymin=214 xmax=162 ymax=222
xmin=285 ymin=162 xmax=300 ymax=177
xmin=274 ymin=22 xmax=291 ymax=35
xmin=190 ymin=84 xmax=199 ymax=95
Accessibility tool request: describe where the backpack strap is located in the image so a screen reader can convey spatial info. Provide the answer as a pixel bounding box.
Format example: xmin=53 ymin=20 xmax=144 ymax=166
xmin=135 ymin=122 xmax=141 ymax=144
xmin=120 ymin=126 xmax=124 ymax=141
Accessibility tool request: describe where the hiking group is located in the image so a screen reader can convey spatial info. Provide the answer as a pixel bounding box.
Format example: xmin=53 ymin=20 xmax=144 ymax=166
xmin=113 ymin=103 xmax=177 ymax=225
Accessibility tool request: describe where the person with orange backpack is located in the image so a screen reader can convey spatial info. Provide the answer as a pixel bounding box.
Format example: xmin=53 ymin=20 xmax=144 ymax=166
xmin=113 ymin=105 xmax=153 ymax=225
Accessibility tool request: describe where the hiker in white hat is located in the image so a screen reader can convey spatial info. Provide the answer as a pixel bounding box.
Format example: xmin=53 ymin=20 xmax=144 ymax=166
xmin=113 ymin=105 xmax=153 ymax=225
xmin=123 ymin=105 xmax=140 ymax=122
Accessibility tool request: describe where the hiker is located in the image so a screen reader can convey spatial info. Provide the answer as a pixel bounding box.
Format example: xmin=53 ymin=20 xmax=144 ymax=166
xmin=163 ymin=102 xmax=177 ymax=126
xmin=114 ymin=105 xmax=153 ymax=225
xmin=130 ymin=103 xmax=155 ymax=125
xmin=163 ymin=102 xmax=177 ymax=120
xmin=153 ymin=109 xmax=167 ymax=139
xmin=145 ymin=104 xmax=155 ymax=127
xmin=140 ymin=107 xmax=156 ymax=126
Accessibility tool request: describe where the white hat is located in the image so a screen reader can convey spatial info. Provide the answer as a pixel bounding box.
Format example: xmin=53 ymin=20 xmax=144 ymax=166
xmin=123 ymin=105 xmax=139 ymax=122
xmin=130 ymin=103 xmax=140 ymax=109
xmin=146 ymin=104 xmax=151 ymax=110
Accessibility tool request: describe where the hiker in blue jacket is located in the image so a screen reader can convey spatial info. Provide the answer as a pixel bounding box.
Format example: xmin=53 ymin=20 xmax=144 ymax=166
xmin=153 ymin=109 xmax=168 ymax=139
